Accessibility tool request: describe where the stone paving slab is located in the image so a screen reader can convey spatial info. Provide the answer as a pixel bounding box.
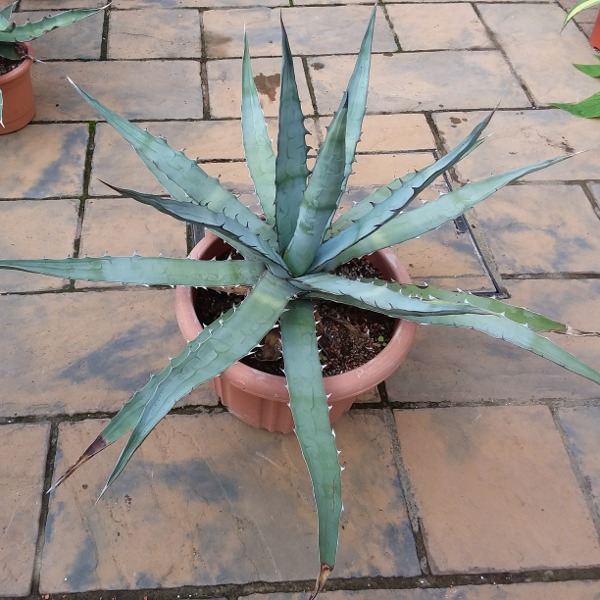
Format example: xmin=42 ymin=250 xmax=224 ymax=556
xmin=32 ymin=61 xmax=203 ymax=121
xmin=477 ymin=4 xmax=598 ymax=105
xmin=387 ymin=279 xmax=600 ymax=404
xmin=434 ymin=110 xmax=600 ymax=182
xmin=208 ymin=56 xmax=312 ymax=118
xmin=351 ymin=113 xmax=436 ymax=151
xmin=395 ymin=405 xmax=600 ymax=573
xmin=243 ymin=581 xmax=600 ymax=599
xmin=0 ymin=124 xmax=88 ymax=198
xmin=0 ymin=289 xmax=218 ymax=418
xmin=90 ymin=119 xmax=318 ymax=196
xmin=40 ymin=412 xmax=418 ymax=592
xmin=386 ymin=4 xmax=494 ymax=51
xmin=15 ymin=10 xmax=104 ymax=60
xmin=203 ymin=6 xmax=396 ymax=58
xmin=0 ymin=423 xmax=50 ymax=596
xmin=108 ymin=8 xmax=202 ymax=59
xmin=79 ymin=197 xmax=186 ymax=260
xmin=114 ymin=0 xmax=287 ymax=6
xmin=0 ymin=199 xmax=79 ymax=293
xmin=472 ymin=183 xmax=600 ymax=275
xmin=310 ymin=52 xmax=529 ymax=114
xmin=558 ymin=406 xmax=600 ymax=523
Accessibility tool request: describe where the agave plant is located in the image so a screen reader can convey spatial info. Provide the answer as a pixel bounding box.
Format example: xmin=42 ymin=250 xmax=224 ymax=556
xmin=562 ymin=0 xmax=600 ymax=27
xmin=0 ymin=1 xmax=105 ymax=124
xmin=1 ymin=6 xmax=600 ymax=598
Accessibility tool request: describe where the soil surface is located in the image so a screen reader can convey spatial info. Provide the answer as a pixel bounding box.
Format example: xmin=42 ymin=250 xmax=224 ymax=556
xmin=0 ymin=45 xmax=26 ymax=77
xmin=193 ymin=257 xmax=396 ymax=377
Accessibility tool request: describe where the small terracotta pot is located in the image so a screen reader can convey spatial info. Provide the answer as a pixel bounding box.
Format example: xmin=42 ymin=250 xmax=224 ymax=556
xmin=591 ymin=12 xmax=600 ymax=51
xmin=0 ymin=42 xmax=35 ymax=135
xmin=175 ymin=233 xmax=417 ymax=433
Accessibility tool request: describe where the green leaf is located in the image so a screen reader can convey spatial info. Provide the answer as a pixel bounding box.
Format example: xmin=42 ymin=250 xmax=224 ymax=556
xmin=69 ymin=80 xmax=278 ymax=254
xmin=0 ymin=2 xmax=16 ymax=24
xmin=101 ymin=181 xmax=287 ymax=271
xmin=314 ymin=154 xmax=570 ymax=271
xmin=50 ymin=271 xmax=295 ymax=495
xmin=0 ymin=41 xmax=25 ymax=60
xmin=284 ymin=102 xmax=348 ymax=275
xmin=404 ymin=313 xmax=600 ymax=387
xmin=574 ymin=62 xmax=600 ymax=78
xmin=0 ymin=256 xmax=264 ymax=287
xmin=317 ymin=113 xmax=494 ymax=264
xmin=280 ymin=301 xmax=341 ymax=598
xmin=274 ymin=18 xmax=310 ymax=252
xmin=0 ymin=6 xmax=104 ymax=42
xmin=339 ymin=3 xmax=376 ymax=188
xmin=550 ymin=92 xmax=600 ymax=118
xmin=241 ymin=32 xmax=276 ymax=224
xmin=563 ymin=0 xmax=600 ymax=26
xmin=298 ymin=274 xmax=575 ymax=333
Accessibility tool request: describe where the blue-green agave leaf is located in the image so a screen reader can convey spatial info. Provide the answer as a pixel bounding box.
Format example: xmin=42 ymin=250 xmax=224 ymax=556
xmin=101 ymin=181 xmax=287 ymax=271
xmin=0 ymin=6 xmax=104 ymax=42
xmin=50 ymin=271 xmax=295 ymax=493
xmin=241 ymin=32 xmax=276 ymax=223
xmin=0 ymin=41 xmax=24 ymax=59
xmin=0 ymin=256 xmax=264 ymax=287
xmin=314 ymin=154 xmax=570 ymax=271
xmin=338 ymin=3 xmax=376 ymax=189
xmin=298 ymin=274 xmax=580 ymax=333
xmin=283 ymin=102 xmax=348 ymax=275
xmin=405 ymin=313 xmax=600 ymax=386
xmin=323 ymin=113 xmax=493 ymax=247
xmin=280 ymin=300 xmax=341 ymax=599
xmin=274 ymin=17 xmax=310 ymax=252
xmin=0 ymin=2 xmax=15 ymax=24
xmin=69 ymin=80 xmax=277 ymax=253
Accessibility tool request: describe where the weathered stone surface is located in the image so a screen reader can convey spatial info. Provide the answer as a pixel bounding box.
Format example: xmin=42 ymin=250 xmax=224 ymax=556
xmin=245 ymin=582 xmax=600 ymax=599
xmin=395 ymin=406 xmax=600 ymax=573
xmin=477 ymin=4 xmax=599 ymax=104
xmin=32 ymin=61 xmax=203 ymax=121
xmin=387 ymin=279 xmax=600 ymax=404
xmin=40 ymin=412 xmax=418 ymax=591
xmin=0 ymin=289 xmax=217 ymax=418
xmin=0 ymin=124 xmax=88 ymax=198
xmin=108 ymin=9 xmax=201 ymax=58
xmin=472 ymin=183 xmax=600 ymax=275
xmin=0 ymin=423 xmax=50 ymax=596
xmin=387 ymin=4 xmax=493 ymax=50
xmin=79 ymin=197 xmax=186 ymax=260
xmin=15 ymin=10 xmax=103 ymax=59
xmin=310 ymin=52 xmax=529 ymax=114
xmin=208 ymin=56 xmax=312 ymax=118
xmin=0 ymin=199 xmax=79 ymax=292
xmin=434 ymin=110 xmax=600 ymax=182
xmin=204 ymin=6 xmax=396 ymax=58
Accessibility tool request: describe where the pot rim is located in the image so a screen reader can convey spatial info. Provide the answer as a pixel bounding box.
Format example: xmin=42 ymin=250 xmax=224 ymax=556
xmin=0 ymin=42 xmax=34 ymax=85
xmin=175 ymin=232 xmax=417 ymax=401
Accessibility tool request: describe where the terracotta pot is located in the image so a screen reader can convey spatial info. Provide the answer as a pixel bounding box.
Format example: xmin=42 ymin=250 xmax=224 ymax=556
xmin=0 ymin=42 xmax=35 ymax=135
xmin=175 ymin=233 xmax=417 ymax=433
xmin=591 ymin=12 xmax=600 ymax=51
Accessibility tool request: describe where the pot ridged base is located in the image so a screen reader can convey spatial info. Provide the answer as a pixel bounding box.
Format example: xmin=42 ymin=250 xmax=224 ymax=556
xmin=0 ymin=43 xmax=35 ymax=135
xmin=175 ymin=233 xmax=417 ymax=434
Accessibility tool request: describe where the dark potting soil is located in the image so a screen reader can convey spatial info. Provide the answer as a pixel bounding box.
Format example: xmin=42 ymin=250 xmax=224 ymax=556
xmin=0 ymin=46 xmax=27 ymax=77
xmin=192 ymin=257 xmax=396 ymax=377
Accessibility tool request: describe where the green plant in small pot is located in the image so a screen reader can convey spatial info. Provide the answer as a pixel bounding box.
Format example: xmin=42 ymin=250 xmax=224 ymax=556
xmin=2 ymin=6 xmax=600 ymax=598
xmin=0 ymin=1 xmax=105 ymax=133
